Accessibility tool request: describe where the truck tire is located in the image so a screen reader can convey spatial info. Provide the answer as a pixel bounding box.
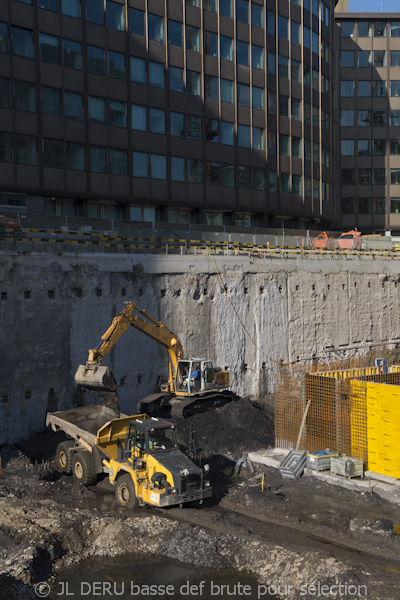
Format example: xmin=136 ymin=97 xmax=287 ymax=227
xmin=56 ymin=441 xmax=74 ymax=475
xmin=115 ymin=474 xmax=139 ymax=509
xmin=72 ymin=451 xmax=97 ymax=486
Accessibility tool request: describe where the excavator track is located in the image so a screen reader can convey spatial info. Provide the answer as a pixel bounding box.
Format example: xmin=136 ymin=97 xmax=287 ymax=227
xmin=138 ymin=391 xmax=237 ymax=419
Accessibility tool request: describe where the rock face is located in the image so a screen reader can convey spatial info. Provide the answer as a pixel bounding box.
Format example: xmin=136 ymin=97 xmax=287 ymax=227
xmin=2 ymin=252 xmax=400 ymax=443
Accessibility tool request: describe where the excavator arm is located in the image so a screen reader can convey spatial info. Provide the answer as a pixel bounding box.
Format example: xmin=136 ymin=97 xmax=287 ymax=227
xmin=75 ymin=302 xmax=184 ymax=392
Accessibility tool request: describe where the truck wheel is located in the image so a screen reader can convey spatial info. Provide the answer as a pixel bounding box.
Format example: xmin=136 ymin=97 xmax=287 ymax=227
xmin=115 ymin=474 xmax=139 ymax=509
xmin=72 ymin=451 xmax=97 ymax=486
xmin=56 ymin=441 xmax=74 ymax=475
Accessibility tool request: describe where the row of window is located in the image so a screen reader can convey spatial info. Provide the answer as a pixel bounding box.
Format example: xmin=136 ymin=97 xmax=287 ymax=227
xmin=17 ymin=0 xmax=330 ymax=30
xmin=340 ymin=20 xmax=400 ymax=39
xmin=341 ymin=197 xmax=386 ymax=215
xmin=340 ymin=109 xmax=400 ymax=127
xmin=269 ymin=133 xmax=330 ymax=166
xmin=341 ymin=139 xmax=400 ymax=157
xmin=341 ymin=168 xmax=400 ymax=186
xmin=341 ymin=50 xmax=400 ymax=69
xmin=341 ymin=80 xmax=389 ymax=98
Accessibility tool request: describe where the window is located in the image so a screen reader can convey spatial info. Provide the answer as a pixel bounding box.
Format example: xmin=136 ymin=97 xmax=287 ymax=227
xmin=268 ymin=52 xmax=275 ymax=74
xmin=150 ymin=108 xmax=165 ymax=134
xmin=374 ymin=139 xmax=386 ymax=156
xmin=187 ymin=115 xmax=201 ymax=140
xmin=39 ymin=33 xmax=59 ymax=64
xmin=374 ymin=50 xmax=386 ymax=67
xmin=292 ymin=137 xmax=301 ymax=158
xmin=269 ymin=172 xmax=277 ymax=193
xmin=374 ymin=21 xmax=386 ymax=37
xmin=237 ymin=83 xmax=250 ymax=107
xmin=391 ymin=81 xmax=400 ymax=97
xmin=0 ymin=132 xmax=13 ymax=162
xmin=220 ymin=0 xmax=232 ymax=17
xmin=268 ymin=91 xmax=276 ymax=114
xmin=65 ymin=91 xmax=83 ymax=120
xmin=372 ymin=82 xmax=386 ymax=97
xmin=221 ymin=79 xmax=233 ymax=103
xmin=358 ymin=140 xmax=371 ymax=156
xmin=269 ymin=132 xmax=276 ymax=155
xmin=88 ymin=46 xmax=105 ymax=75
xmin=253 ymin=168 xmax=265 ymax=191
xmin=186 ymin=0 xmax=199 ymax=7
xmin=253 ymin=87 xmax=264 ymax=110
xmin=279 ymin=94 xmax=289 ymax=117
xmin=391 ymin=22 xmax=400 ymax=37
xmin=238 ymin=125 xmax=250 ymax=148
xmin=131 ymin=57 xmax=146 ymax=84
xmin=374 ymin=168 xmax=386 ymax=185
xmin=358 ymin=168 xmax=372 ymax=185
xmin=267 ymin=12 xmax=275 ymax=36
xmin=222 ymin=164 xmax=235 ymax=187
xmin=86 ymin=0 xmax=104 ymax=25
xmin=278 ymin=16 xmax=288 ymax=40
xmin=312 ymin=32 xmax=318 ymax=55
xmin=62 ymin=0 xmax=80 ymax=18
xmin=220 ymin=36 xmax=233 ymax=61
xmin=169 ymin=66 xmax=184 ymax=93
xmin=133 ymin=152 xmax=148 ymax=177
xmin=43 ymin=139 xmax=63 ymax=168
xmin=358 ymin=21 xmax=372 ymax=37
xmin=313 ymin=142 xmax=319 ymax=163
xmin=204 ymin=0 xmax=217 ymax=12
xmin=291 ymin=21 xmax=301 ymax=45
xmin=340 ymin=81 xmax=354 ymax=98
xmin=358 ymin=81 xmax=370 ymax=97
xmin=341 ymin=140 xmax=354 ymax=156
xmin=188 ymin=159 xmax=202 ymax=183
xmin=148 ymin=14 xmax=164 ymax=42
xmin=109 ymin=100 xmax=126 ymax=128
xmin=170 ymin=112 xmax=185 ymax=137
xmin=251 ymin=3 xmax=263 ymax=28
xmin=107 ymin=1 xmax=125 ymax=31
xmin=340 ymin=51 xmax=354 ymax=67
xmin=391 ymin=198 xmax=400 ymax=214
xmin=280 ymin=173 xmax=290 ymax=194
xmin=205 ymin=119 xmax=219 ymax=143
xmin=91 ymin=146 xmax=107 ymax=173
xmin=16 ymin=134 xmax=37 ymax=165
xmin=151 ymin=154 xmax=166 ymax=179
xmin=312 ymin=106 xmax=319 ymax=127
xmin=38 ymin=0 xmax=57 ymax=10
xmin=206 ymin=162 xmax=220 ymax=186
xmin=291 ymin=98 xmax=301 ymax=120
xmin=341 ymin=169 xmax=355 ymax=185
xmin=373 ymin=110 xmax=386 ymax=126
xmin=149 ymin=62 xmax=164 ymax=88
xmin=303 ymin=26 xmax=310 ymax=49
xmin=204 ymin=31 xmax=217 ymax=57
xmin=11 ymin=27 xmax=34 ymax=58
xmin=110 ymin=149 xmax=127 ymax=175
xmin=391 ymin=110 xmax=400 ymax=126
xmin=63 ymin=39 xmax=81 ymax=70
xmin=187 ymin=71 xmax=200 ymax=95
xmin=312 ymin=0 xmax=318 ymax=16
xmin=132 ymin=105 xmax=147 ymax=131
xmin=42 ymin=86 xmax=61 ymax=116
xmin=341 ymin=110 xmax=354 ymax=127
xmin=89 ymin=96 xmax=106 ymax=123
xmin=304 ymin=103 xmax=311 ymax=124
xmin=279 ymin=134 xmax=289 ymax=156
xmin=341 ymin=198 xmax=355 ymax=214
xmin=291 ymin=60 xmax=301 ymax=82
xmin=14 ymin=81 xmax=35 ymax=112
xmin=312 ymin=70 xmax=319 ymax=91
xmin=391 ymin=140 xmax=400 ymax=155
xmin=66 ymin=142 xmax=84 ymax=170
xmin=359 ymin=198 xmax=371 ymax=214
xmin=129 ymin=9 xmax=145 ymax=36
xmin=236 ymin=0 xmax=249 ymax=24
xmin=304 ymin=65 xmax=310 ymax=87
xmin=171 ymin=157 xmax=185 ymax=182
xmin=278 ymin=56 xmax=288 ymax=79
xmin=237 ymin=41 xmax=249 ymax=66
xmin=108 ymin=51 xmax=125 ymax=79
xmin=391 ymin=51 xmax=400 ymax=68
xmin=358 ymin=51 xmax=371 ymax=68
xmin=0 ymin=23 xmax=8 ymax=54
xmin=186 ymin=26 xmax=200 ymax=52
xmin=0 ymin=77 xmax=10 ymax=109
xmin=221 ymin=122 xmax=234 ymax=145
xmin=205 ymin=75 xmax=218 ymax=100
xmin=341 ymin=22 xmax=354 ymax=37
xmin=238 ymin=166 xmax=251 ymax=189
xmin=374 ymin=198 xmax=386 ymax=214
xmin=392 ymin=169 xmax=400 ymax=184
xmin=358 ymin=110 xmax=371 ymax=127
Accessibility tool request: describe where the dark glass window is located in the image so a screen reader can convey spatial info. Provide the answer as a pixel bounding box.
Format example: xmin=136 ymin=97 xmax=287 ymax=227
xmin=168 ymin=21 xmax=182 ymax=47
xmin=0 ymin=23 xmax=8 ymax=54
xmin=129 ymin=9 xmax=145 ymax=36
xmin=148 ymin=14 xmax=164 ymax=42
xmin=109 ymin=100 xmax=127 ymax=128
xmin=63 ymin=39 xmax=82 ymax=69
xmin=38 ymin=0 xmax=58 ymax=11
xmin=131 ymin=105 xmax=147 ymax=131
xmin=222 ymin=164 xmax=235 ymax=187
xmin=205 ymin=75 xmax=218 ymax=100
xmin=341 ymin=169 xmax=355 ymax=185
xmin=170 ymin=112 xmax=185 ymax=137
xmin=237 ymin=83 xmax=250 ymax=107
xmin=221 ymin=79 xmax=233 ymax=103
xmin=149 ymin=62 xmax=165 ymax=88
xmin=64 ymin=91 xmax=83 ymax=120
xmin=133 ymin=152 xmax=149 ymax=178
xmin=16 ymin=134 xmax=37 ymax=165
xmin=39 ymin=33 xmax=60 ymax=65
xmin=341 ymin=198 xmax=355 ymax=214
xmin=206 ymin=161 xmax=220 ymax=185
xmin=236 ymin=0 xmax=249 ymax=24
xmin=0 ymin=77 xmax=10 ymax=108
xmin=14 ymin=81 xmax=35 ymax=112
xmin=86 ymin=0 xmax=104 ymax=25
xmin=91 ymin=146 xmax=107 ymax=173
xmin=221 ymin=122 xmax=234 ymax=145
xmin=204 ymin=31 xmax=217 ymax=57
xmin=12 ymin=27 xmax=34 ymax=58
xmin=341 ymin=21 xmax=354 ymax=37
xmin=107 ymin=1 xmax=125 ymax=31
xmin=41 ymin=86 xmax=62 ymax=116
xmin=88 ymin=46 xmax=105 ymax=75
xmin=88 ymin=96 xmax=106 ymax=123
xmin=205 ymin=119 xmax=219 ymax=143
xmin=220 ymin=0 xmax=232 ymax=17
xmin=130 ymin=57 xmax=146 ymax=84
xmin=150 ymin=108 xmax=166 ymax=134
xmin=169 ymin=66 xmax=184 ymax=92
xmin=61 ymin=0 xmax=80 ymax=18
xmin=188 ymin=159 xmax=202 ymax=184
xmin=108 ymin=51 xmax=125 ymax=79
xmin=171 ymin=157 xmax=185 ymax=182
xmin=237 ymin=41 xmax=249 ymax=66
xmin=238 ymin=166 xmax=251 ymax=189
xmin=110 ymin=149 xmax=127 ymax=176
xmin=251 ymin=4 xmax=263 ymax=28
xmin=43 ymin=139 xmax=63 ymax=168
xmin=187 ymin=115 xmax=201 ymax=140
xmin=0 ymin=132 xmax=13 ymax=162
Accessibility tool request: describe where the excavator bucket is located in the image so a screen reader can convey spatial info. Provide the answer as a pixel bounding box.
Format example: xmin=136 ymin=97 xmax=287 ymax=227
xmin=74 ymin=364 xmax=116 ymax=391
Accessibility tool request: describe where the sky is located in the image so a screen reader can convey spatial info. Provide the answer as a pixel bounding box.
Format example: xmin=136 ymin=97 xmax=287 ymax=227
xmin=350 ymin=0 xmax=400 ymax=11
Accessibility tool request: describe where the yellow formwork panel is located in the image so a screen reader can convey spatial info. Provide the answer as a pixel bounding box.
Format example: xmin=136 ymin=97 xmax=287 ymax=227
xmin=318 ymin=367 xmax=381 ymax=380
xmin=365 ymin=381 xmax=400 ymax=479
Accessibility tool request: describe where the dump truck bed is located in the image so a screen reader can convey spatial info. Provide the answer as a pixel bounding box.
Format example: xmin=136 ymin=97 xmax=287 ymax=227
xmin=46 ymin=405 xmax=122 ymax=446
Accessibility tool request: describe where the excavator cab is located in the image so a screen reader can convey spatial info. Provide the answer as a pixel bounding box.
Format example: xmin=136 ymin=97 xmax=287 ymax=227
xmin=174 ymin=359 xmax=216 ymax=396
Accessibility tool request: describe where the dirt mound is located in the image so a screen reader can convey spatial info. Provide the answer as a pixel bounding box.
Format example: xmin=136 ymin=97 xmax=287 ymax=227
xmin=174 ymin=397 xmax=274 ymax=460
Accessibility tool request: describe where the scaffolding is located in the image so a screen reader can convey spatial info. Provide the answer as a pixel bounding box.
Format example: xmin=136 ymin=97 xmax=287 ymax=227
xmin=274 ymin=352 xmax=400 ymax=469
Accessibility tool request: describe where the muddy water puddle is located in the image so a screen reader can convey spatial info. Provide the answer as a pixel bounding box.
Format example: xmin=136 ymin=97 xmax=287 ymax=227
xmin=50 ymin=556 xmax=275 ymax=600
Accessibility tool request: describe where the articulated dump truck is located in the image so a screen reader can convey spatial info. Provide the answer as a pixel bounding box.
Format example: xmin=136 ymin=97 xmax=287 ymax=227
xmin=46 ymin=405 xmax=212 ymax=508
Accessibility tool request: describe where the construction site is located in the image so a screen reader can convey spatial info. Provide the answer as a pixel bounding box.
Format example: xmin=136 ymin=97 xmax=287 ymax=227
xmin=2 ymin=246 xmax=400 ymax=600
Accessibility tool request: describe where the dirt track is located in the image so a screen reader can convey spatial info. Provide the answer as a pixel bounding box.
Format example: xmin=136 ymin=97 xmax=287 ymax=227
xmin=0 ymin=398 xmax=400 ymax=599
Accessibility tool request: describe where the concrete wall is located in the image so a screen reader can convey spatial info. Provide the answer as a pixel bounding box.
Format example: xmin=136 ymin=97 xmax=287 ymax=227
xmin=2 ymin=251 xmax=400 ymax=444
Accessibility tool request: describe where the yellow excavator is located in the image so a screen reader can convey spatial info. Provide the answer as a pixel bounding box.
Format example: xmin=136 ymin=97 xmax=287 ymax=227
xmin=75 ymin=302 xmax=235 ymax=418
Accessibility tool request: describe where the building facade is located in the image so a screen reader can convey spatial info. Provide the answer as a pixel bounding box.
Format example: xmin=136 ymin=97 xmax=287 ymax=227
xmin=336 ymin=11 xmax=400 ymax=233
xmin=0 ymin=0 xmax=336 ymax=228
